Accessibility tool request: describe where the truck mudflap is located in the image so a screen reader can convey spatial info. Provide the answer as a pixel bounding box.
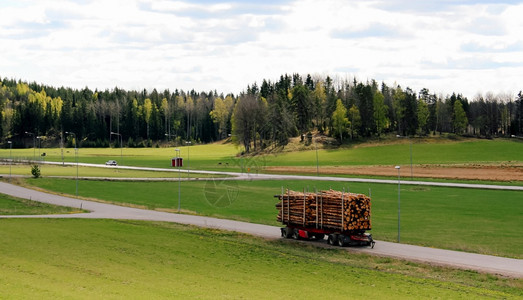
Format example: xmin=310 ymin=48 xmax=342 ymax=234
xmin=348 ymin=233 xmax=375 ymax=248
xmin=350 ymin=233 xmax=376 ymax=248
xmin=335 ymin=233 xmax=375 ymax=248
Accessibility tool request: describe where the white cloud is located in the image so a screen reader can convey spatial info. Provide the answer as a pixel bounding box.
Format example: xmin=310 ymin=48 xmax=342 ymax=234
xmin=0 ymin=0 xmax=522 ymax=98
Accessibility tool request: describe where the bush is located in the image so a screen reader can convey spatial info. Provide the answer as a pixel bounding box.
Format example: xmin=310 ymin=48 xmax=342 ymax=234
xmin=31 ymin=165 xmax=41 ymax=178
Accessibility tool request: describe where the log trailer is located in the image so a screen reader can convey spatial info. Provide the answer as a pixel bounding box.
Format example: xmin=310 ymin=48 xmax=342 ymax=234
xmin=275 ymin=189 xmax=375 ymax=248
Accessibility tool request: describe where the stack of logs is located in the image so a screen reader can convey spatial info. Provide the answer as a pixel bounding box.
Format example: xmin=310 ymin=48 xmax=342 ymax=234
xmin=275 ymin=189 xmax=371 ymax=231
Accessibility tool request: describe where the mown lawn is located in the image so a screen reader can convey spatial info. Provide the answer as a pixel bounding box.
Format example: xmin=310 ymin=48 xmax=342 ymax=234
xmin=23 ymin=178 xmax=523 ymax=258
xmin=1 ymin=219 xmax=521 ymax=299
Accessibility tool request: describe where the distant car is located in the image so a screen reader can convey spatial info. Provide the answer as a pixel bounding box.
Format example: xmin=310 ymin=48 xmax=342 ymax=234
xmin=105 ymin=160 xmax=118 ymax=166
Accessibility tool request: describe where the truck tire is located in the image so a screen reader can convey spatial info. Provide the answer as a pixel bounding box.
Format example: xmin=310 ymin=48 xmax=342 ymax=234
xmin=327 ymin=234 xmax=338 ymax=245
xmin=337 ymin=235 xmax=345 ymax=247
xmin=281 ymin=227 xmax=293 ymax=238
xmin=292 ymin=229 xmax=300 ymax=240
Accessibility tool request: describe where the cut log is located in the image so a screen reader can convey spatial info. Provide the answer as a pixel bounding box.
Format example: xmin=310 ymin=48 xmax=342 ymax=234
xmin=275 ymin=189 xmax=371 ymax=231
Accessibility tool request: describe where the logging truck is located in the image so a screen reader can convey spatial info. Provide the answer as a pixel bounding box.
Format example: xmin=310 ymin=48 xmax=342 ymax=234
xmin=275 ymin=189 xmax=375 ymax=248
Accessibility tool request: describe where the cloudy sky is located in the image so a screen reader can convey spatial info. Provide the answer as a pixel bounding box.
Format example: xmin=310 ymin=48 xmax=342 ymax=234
xmin=1 ymin=0 xmax=522 ymax=99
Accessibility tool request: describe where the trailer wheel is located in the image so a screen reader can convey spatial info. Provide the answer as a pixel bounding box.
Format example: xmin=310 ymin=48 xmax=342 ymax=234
xmin=337 ymin=235 xmax=345 ymax=247
xmin=327 ymin=234 xmax=337 ymax=245
xmin=292 ymin=229 xmax=300 ymax=240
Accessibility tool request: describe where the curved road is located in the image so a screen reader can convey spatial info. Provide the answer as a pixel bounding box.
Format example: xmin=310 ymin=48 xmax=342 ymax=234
xmin=31 ymin=160 xmax=523 ymax=191
xmin=1 ymin=181 xmax=522 ymax=278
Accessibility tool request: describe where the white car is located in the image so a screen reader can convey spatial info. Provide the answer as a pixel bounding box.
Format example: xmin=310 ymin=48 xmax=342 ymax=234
xmin=105 ymin=160 xmax=118 ymax=166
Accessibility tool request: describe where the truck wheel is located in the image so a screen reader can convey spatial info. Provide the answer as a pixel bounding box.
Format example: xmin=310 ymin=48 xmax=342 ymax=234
xmin=281 ymin=227 xmax=293 ymax=238
xmin=337 ymin=235 xmax=345 ymax=247
xmin=327 ymin=234 xmax=337 ymax=245
xmin=292 ymin=229 xmax=300 ymax=240
xmin=286 ymin=228 xmax=294 ymax=239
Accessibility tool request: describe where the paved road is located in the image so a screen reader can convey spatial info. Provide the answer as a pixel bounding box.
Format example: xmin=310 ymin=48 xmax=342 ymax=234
xmin=28 ymin=160 xmax=523 ymax=191
xmin=1 ymin=181 xmax=522 ymax=278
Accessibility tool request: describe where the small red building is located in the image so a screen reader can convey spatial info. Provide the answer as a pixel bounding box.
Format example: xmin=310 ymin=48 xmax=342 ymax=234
xmin=172 ymin=157 xmax=183 ymax=167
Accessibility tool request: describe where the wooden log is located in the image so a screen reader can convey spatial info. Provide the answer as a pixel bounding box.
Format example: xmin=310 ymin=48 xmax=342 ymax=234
xmin=276 ymin=189 xmax=372 ymax=231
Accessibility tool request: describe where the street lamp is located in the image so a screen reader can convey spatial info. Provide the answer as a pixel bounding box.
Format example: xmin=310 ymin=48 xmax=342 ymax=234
xmin=175 ymin=148 xmax=181 ymax=212
xmin=36 ymin=136 xmax=41 ymax=161
xmin=314 ymin=136 xmax=319 ymax=177
xmin=60 ymin=132 xmax=65 ymax=166
xmin=228 ymin=133 xmax=244 ymax=173
xmin=397 ymin=135 xmax=413 ymax=179
xmin=395 ymin=165 xmax=401 ymax=243
xmin=165 ymin=132 xmax=176 ymax=144
xmin=185 ymin=141 xmax=191 ymax=179
xmin=110 ymin=132 xmax=123 ymax=165
xmin=8 ymin=141 xmax=12 ymax=182
xmin=25 ymin=131 xmax=35 ymax=161
xmin=66 ymin=131 xmax=78 ymax=197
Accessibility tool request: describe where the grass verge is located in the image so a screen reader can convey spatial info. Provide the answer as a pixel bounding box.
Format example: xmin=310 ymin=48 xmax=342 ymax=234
xmin=0 ymin=193 xmax=84 ymax=215
xmin=1 ymin=219 xmax=521 ymax=298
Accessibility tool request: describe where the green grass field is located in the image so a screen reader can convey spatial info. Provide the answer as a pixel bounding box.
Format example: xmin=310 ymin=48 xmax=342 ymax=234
xmin=1 ymin=218 xmax=521 ymax=298
xmin=22 ymin=177 xmax=523 ymax=258
xmin=265 ymin=138 xmax=523 ymax=167
xmin=0 ymin=193 xmax=83 ymax=215
xmin=0 ymin=164 xmax=215 ymax=179
xmin=2 ymin=138 xmax=522 ymax=173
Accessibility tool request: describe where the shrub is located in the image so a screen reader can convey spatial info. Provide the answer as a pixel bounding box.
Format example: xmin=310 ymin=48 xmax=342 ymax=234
xmin=31 ymin=165 xmax=41 ymax=178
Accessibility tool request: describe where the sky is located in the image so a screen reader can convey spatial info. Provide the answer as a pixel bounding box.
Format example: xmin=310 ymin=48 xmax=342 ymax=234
xmin=1 ymin=0 xmax=522 ymax=99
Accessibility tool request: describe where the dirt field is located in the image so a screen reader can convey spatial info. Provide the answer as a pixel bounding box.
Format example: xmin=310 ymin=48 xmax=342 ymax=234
xmin=266 ymin=164 xmax=523 ymax=182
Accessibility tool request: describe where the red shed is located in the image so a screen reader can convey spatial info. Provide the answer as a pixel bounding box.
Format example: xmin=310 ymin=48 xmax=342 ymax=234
xmin=172 ymin=157 xmax=183 ymax=167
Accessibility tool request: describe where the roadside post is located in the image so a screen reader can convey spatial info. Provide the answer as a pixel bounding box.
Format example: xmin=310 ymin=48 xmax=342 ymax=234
xmin=395 ymin=165 xmax=401 ymax=243
xmin=8 ymin=141 xmax=12 ymax=182
xmin=185 ymin=141 xmax=191 ymax=179
xmin=66 ymin=131 xmax=79 ymax=197
xmin=110 ymin=132 xmax=123 ymax=166
xmin=173 ymin=149 xmax=183 ymax=212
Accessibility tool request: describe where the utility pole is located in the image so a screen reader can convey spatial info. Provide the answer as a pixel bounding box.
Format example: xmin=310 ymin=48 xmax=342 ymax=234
xmin=395 ymin=165 xmax=401 ymax=243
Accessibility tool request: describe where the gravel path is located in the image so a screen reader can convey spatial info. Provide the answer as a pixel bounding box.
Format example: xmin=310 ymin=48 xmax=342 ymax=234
xmin=1 ymin=181 xmax=522 ymax=278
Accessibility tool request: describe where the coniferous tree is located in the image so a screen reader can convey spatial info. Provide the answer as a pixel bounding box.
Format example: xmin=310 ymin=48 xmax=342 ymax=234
xmin=0 ymin=75 xmax=520 ymax=146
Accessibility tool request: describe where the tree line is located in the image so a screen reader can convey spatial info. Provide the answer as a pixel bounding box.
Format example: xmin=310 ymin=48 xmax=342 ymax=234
xmin=1 ymin=74 xmax=522 ymax=151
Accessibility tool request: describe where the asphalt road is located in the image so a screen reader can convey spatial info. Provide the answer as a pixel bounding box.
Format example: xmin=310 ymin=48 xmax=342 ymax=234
xmin=1 ymin=181 xmax=522 ymax=278
xmin=32 ymin=160 xmax=523 ymax=191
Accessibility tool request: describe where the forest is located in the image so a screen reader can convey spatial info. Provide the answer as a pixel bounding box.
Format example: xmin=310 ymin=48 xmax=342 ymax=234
xmin=1 ymin=74 xmax=522 ymax=151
